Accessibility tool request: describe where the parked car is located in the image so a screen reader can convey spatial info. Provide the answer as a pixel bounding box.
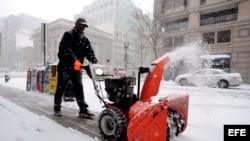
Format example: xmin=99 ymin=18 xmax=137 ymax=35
xmin=174 ymin=68 xmax=242 ymax=88
xmin=0 ymin=68 xmax=10 ymax=73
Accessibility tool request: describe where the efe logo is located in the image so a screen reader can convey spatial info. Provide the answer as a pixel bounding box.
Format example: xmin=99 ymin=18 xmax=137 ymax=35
xmin=228 ymin=129 xmax=246 ymax=136
xmin=224 ymin=125 xmax=250 ymax=141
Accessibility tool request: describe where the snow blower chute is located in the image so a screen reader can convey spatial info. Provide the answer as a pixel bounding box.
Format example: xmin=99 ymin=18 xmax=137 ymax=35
xmin=83 ymin=54 xmax=189 ymax=141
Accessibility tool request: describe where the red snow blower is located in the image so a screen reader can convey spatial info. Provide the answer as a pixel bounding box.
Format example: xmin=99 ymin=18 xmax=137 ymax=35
xmin=83 ymin=54 xmax=189 ymax=141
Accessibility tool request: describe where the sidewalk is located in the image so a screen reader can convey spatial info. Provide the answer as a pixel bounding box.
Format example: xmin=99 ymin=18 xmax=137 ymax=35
xmin=0 ymin=84 xmax=101 ymax=140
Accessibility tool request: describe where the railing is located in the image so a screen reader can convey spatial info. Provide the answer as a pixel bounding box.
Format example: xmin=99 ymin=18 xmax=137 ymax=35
xmin=200 ymin=14 xmax=237 ymax=26
xmin=164 ymin=22 xmax=188 ymax=32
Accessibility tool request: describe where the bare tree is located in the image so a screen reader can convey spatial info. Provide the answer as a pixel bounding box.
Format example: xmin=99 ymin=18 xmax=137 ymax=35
xmin=129 ymin=27 xmax=148 ymax=66
xmin=131 ymin=5 xmax=163 ymax=60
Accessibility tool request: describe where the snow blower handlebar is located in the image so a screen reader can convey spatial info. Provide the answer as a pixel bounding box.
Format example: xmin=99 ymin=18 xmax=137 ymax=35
xmin=81 ymin=65 xmax=92 ymax=79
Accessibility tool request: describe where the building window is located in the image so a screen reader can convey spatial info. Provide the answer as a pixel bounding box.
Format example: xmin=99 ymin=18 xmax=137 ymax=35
xmin=184 ymin=0 xmax=188 ymax=7
xmin=203 ymin=32 xmax=215 ymax=44
xmin=200 ymin=7 xmax=238 ymax=26
xmin=174 ymin=36 xmax=184 ymax=47
xmin=164 ymin=38 xmax=172 ymax=47
xmin=104 ymin=10 xmax=108 ymax=23
xmin=166 ymin=0 xmax=174 ymax=8
xmin=201 ymin=0 xmax=206 ymax=5
xmin=175 ymin=0 xmax=184 ymax=7
xmin=165 ymin=18 xmax=188 ymax=32
xmin=109 ymin=9 xmax=113 ymax=21
xmin=217 ymin=30 xmax=231 ymax=43
xmin=166 ymin=0 xmax=186 ymax=8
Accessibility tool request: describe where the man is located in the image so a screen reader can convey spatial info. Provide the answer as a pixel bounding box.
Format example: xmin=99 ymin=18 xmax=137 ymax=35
xmin=54 ymin=18 xmax=98 ymax=118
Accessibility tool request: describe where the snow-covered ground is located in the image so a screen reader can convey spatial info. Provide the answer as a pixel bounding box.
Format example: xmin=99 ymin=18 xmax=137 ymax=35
xmin=0 ymin=74 xmax=250 ymax=141
xmin=0 ymin=76 xmax=101 ymax=141
xmin=0 ymin=46 xmax=250 ymax=141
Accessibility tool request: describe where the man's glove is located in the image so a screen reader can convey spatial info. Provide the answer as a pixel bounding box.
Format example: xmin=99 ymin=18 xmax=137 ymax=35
xmin=91 ymin=57 xmax=98 ymax=64
xmin=74 ymin=60 xmax=82 ymax=71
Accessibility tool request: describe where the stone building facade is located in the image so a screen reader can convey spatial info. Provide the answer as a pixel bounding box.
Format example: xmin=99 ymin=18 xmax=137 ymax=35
xmin=155 ymin=0 xmax=250 ymax=83
xmin=32 ymin=18 xmax=113 ymax=66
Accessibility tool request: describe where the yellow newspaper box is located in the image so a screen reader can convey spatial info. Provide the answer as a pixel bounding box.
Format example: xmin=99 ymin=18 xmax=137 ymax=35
xmin=48 ymin=64 xmax=58 ymax=95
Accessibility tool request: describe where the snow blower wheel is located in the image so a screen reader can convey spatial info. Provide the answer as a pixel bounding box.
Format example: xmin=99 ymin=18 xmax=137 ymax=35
xmin=167 ymin=109 xmax=185 ymax=141
xmin=98 ymin=108 xmax=127 ymax=141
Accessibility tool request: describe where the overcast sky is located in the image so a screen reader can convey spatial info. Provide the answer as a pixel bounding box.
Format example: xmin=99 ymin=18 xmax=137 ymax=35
xmin=0 ymin=0 xmax=153 ymax=21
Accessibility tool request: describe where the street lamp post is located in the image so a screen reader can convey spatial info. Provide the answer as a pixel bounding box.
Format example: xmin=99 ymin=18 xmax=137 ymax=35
xmin=124 ymin=42 xmax=129 ymax=71
xmin=41 ymin=23 xmax=47 ymax=66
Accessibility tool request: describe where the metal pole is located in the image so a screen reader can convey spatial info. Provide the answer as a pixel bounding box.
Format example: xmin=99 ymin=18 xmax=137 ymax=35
xmin=140 ymin=40 xmax=143 ymax=66
xmin=41 ymin=23 xmax=47 ymax=93
xmin=125 ymin=47 xmax=128 ymax=71
xmin=44 ymin=39 xmax=46 ymax=66
xmin=124 ymin=42 xmax=129 ymax=71
xmin=41 ymin=23 xmax=47 ymax=66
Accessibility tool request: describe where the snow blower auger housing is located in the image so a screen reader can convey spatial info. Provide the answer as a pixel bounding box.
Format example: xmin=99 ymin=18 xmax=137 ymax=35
xmin=84 ymin=54 xmax=189 ymax=141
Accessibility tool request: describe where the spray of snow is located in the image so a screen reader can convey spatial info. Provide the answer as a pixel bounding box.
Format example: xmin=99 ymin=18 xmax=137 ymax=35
xmin=168 ymin=42 xmax=209 ymax=68
xmin=162 ymin=41 xmax=212 ymax=80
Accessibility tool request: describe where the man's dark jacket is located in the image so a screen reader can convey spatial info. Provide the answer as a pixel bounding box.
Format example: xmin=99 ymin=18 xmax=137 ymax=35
xmin=57 ymin=28 xmax=96 ymax=71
